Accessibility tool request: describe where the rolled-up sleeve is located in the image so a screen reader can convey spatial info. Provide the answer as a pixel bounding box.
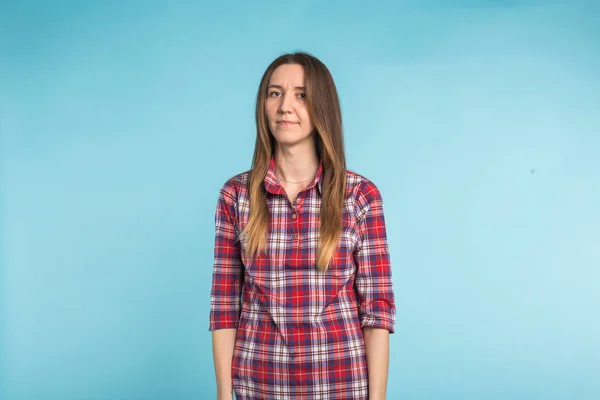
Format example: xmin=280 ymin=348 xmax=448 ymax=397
xmin=209 ymin=181 xmax=244 ymax=331
xmin=353 ymin=181 xmax=396 ymax=333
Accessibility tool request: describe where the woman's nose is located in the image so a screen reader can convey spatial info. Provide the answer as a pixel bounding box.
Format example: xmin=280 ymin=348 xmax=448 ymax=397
xmin=278 ymin=94 xmax=293 ymax=113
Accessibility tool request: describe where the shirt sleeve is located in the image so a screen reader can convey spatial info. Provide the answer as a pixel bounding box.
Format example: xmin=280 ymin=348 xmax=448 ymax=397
xmin=209 ymin=181 xmax=244 ymax=331
xmin=353 ymin=181 xmax=396 ymax=333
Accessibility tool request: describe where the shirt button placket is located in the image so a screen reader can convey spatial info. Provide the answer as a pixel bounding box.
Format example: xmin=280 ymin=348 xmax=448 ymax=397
xmin=291 ymin=200 xmax=300 ymax=240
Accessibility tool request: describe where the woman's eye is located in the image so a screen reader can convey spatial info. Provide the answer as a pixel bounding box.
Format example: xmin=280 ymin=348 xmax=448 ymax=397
xmin=268 ymin=91 xmax=305 ymax=99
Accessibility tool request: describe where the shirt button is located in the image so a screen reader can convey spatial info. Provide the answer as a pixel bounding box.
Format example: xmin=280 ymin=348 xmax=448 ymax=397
xmin=292 ymin=213 xmax=297 ymax=219
xmin=296 ymin=198 xmax=301 ymax=204
xmin=292 ymin=233 xmax=298 ymax=239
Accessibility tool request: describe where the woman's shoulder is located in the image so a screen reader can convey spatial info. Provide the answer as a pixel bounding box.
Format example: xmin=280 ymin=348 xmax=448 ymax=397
xmin=345 ymin=169 xmax=383 ymax=200
xmin=217 ymin=169 xmax=251 ymax=201
xmin=345 ymin=169 xmax=387 ymax=221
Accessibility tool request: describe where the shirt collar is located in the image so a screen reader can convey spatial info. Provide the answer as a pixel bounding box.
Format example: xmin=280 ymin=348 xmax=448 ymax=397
xmin=264 ymin=155 xmax=323 ymax=196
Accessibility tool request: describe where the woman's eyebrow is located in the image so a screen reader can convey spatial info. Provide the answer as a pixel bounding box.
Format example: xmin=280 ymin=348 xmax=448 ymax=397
xmin=268 ymin=84 xmax=306 ymax=90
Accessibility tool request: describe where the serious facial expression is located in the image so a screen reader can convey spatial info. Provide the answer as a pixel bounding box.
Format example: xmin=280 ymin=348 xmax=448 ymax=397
xmin=265 ymin=63 xmax=315 ymax=146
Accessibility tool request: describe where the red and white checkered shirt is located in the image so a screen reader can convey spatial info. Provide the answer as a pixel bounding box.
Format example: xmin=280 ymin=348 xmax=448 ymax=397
xmin=209 ymin=155 xmax=396 ymax=400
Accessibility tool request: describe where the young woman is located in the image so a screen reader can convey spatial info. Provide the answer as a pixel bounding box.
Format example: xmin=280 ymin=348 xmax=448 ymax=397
xmin=210 ymin=52 xmax=396 ymax=400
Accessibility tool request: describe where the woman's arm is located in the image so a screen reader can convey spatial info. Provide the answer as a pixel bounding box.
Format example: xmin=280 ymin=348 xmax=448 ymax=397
xmin=209 ymin=182 xmax=244 ymax=399
xmin=212 ymin=328 xmax=237 ymax=400
xmin=363 ymin=327 xmax=390 ymax=400
xmin=353 ymin=181 xmax=396 ymax=399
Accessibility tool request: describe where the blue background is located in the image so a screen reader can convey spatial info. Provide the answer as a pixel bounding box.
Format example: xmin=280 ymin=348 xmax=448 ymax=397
xmin=1 ymin=0 xmax=599 ymax=399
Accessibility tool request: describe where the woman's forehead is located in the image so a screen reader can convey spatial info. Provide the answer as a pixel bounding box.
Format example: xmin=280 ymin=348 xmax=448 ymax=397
xmin=269 ymin=64 xmax=305 ymax=86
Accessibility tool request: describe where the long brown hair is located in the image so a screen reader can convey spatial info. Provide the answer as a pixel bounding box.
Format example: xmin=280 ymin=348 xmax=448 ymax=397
xmin=240 ymin=51 xmax=347 ymax=272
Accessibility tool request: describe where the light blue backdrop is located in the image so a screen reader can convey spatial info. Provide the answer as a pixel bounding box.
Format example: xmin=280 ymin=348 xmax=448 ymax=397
xmin=1 ymin=1 xmax=598 ymax=399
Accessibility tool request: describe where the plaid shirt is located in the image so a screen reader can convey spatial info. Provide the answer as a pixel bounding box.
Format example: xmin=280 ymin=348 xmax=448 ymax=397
xmin=210 ymin=155 xmax=396 ymax=400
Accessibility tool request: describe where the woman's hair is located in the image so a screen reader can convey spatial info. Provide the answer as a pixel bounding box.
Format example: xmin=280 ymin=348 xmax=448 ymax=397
xmin=240 ymin=51 xmax=347 ymax=272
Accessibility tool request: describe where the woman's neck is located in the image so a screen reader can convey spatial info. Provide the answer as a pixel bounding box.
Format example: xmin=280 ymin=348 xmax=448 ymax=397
xmin=273 ymin=146 xmax=319 ymax=184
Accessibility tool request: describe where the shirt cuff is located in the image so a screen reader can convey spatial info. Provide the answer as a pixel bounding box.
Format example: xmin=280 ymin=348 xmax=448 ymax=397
xmin=209 ymin=314 xmax=240 ymax=331
xmin=359 ymin=300 xmax=396 ymax=333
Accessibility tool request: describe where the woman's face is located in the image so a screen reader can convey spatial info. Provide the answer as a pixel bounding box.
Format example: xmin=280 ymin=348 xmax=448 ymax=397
xmin=265 ymin=63 xmax=315 ymax=146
